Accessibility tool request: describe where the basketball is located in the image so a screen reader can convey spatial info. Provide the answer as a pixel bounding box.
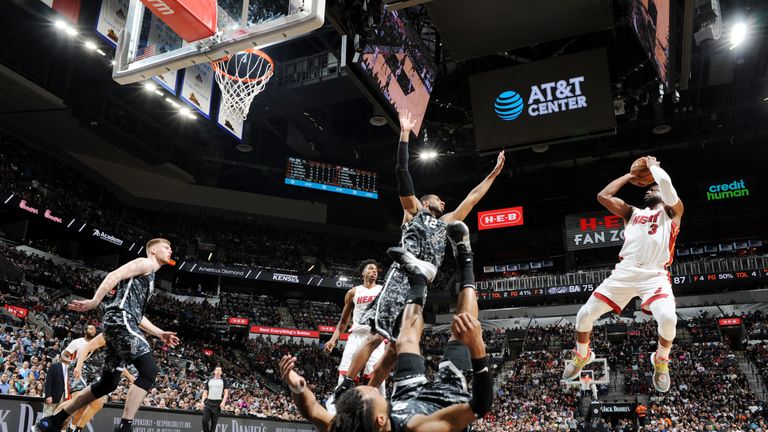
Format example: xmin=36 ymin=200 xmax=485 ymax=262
xmin=629 ymin=157 xmax=654 ymax=187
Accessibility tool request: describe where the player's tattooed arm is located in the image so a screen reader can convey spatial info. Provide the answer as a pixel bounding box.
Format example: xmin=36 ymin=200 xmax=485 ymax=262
xmin=597 ymin=174 xmax=634 ymax=221
xmin=442 ymin=151 xmax=505 ymax=223
xmin=280 ymin=355 xmax=333 ymax=432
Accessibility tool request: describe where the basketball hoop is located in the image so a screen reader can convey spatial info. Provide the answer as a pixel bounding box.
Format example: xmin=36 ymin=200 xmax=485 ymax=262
xmin=212 ymin=49 xmax=274 ymax=121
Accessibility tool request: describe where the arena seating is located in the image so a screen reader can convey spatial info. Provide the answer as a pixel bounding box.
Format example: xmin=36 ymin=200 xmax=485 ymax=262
xmin=0 ymin=133 xmax=388 ymax=277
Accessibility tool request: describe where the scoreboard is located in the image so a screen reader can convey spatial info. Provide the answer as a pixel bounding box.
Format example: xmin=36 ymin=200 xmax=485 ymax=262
xmin=479 ymin=268 xmax=768 ymax=302
xmin=284 ymin=157 xmax=378 ymax=199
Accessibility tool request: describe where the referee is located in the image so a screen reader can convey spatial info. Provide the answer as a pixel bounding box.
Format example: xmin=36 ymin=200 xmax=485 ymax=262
xmin=201 ymin=366 xmax=229 ymax=432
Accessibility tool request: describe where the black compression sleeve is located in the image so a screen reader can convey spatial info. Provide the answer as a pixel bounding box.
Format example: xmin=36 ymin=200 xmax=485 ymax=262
xmin=395 ymin=141 xmax=415 ymax=197
xmin=468 ymin=357 xmax=493 ymax=417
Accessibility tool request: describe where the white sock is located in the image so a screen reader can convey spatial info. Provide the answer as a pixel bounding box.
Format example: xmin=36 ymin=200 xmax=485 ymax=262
xmin=656 ymin=344 xmax=671 ymax=359
xmin=576 ymin=342 xmax=590 ymax=357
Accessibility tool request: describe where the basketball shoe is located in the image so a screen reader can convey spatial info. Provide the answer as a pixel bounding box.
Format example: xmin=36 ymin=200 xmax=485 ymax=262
xmin=650 ymin=352 xmax=671 ymax=392
xmin=387 ymin=247 xmax=437 ymax=282
xmin=562 ymin=349 xmax=596 ymax=380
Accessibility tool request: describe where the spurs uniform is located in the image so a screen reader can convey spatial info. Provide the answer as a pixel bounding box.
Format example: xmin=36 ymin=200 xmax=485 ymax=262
xmin=338 ymin=284 xmax=386 ymax=377
xmin=361 ymin=209 xmax=447 ymax=341
xmin=593 ymin=206 xmax=680 ymax=314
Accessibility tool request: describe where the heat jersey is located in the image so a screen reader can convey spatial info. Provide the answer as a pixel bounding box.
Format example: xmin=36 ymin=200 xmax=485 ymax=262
xmin=349 ymin=284 xmax=382 ymax=333
xmin=618 ymin=206 xmax=679 ymax=270
xmin=102 ymin=272 xmax=155 ymax=327
xmin=401 ymin=208 xmax=447 ymax=269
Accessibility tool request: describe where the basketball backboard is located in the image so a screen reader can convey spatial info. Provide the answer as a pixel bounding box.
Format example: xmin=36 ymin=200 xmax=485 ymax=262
xmin=112 ymin=0 xmax=325 ymax=84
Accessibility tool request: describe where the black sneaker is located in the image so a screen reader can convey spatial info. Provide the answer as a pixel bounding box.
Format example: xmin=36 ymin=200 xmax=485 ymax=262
xmin=447 ymin=221 xmax=472 ymax=257
xmin=332 ymin=376 xmax=355 ymax=400
xmin=34 ymin=417 xmax=62 ymax=432
xmin=387 ymin=247 xmax=437 ymax=282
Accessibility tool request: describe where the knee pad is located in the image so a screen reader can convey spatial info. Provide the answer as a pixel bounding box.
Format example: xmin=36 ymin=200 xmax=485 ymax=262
xmin=132 ymin=353 xmax=159 ymax=391
xmin=575 ymin=299 xmax=611 ymax=333
xmin=91 ymin=371 xmax=122 ymax=398
xmin=656 ymin=311 xmax=677 ymax=341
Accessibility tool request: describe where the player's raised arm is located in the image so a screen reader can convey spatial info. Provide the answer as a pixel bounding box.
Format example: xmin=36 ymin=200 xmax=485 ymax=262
xmin=325 ymin=287 xmax=356 ymax=353
xmin=396 ymin=110 xmax=423 ymax=218
xmin=597 ymin=174 xmax=635 ymax=221
xmin=74 ymin=334 xmax=106 ymax=380
xmin=410 ymin=313 xmax=493 ymax=432
xmin=69 ymin=258 xmax=155 ymax=312
xmin=280 ymin=355 xmax=333 ymax=432
xmin=645 ymin=156 xmax=684 ymax=219
xmin=442 ymin=151 xmax=505 ymax=223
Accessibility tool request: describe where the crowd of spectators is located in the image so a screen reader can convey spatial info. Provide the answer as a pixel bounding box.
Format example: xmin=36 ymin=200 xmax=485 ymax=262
xmin=3 ymin=234 xmax=768 ymax=430
xmin=0 ymin=132 xmax=389 ymax=277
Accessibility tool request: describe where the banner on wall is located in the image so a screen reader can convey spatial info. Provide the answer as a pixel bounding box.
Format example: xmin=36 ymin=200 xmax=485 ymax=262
xmin=4 ymin=304 xmax=29 ymax=319
xmin=0 ymin=396 xmax=314 ymax=431
xmin=94 ymin=0 xmax=129 ymax=46
xmin=177 ymin=260 xmax=356 ymax=290
xmin=40 ymin=0 xmax=82 ymax=23
xmin=216 ymin=101 xmax=245 ymax=141
xmin=180 ymin=64 xmax=215 ymax=118
xmin=250 ymin=326 xmax=320 ymax=338
xmin=2 ymin=192 xmax=145 ymax=255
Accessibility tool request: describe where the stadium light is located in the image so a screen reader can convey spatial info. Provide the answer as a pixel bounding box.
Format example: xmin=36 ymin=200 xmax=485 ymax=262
xmin=144 ymin=82 xmax=157 ymax=92
xmin=84 ymin=41 xmax=98 ymax=51
xmin=419 ymin=150 xmax=439 ymax=161
xmin=179 ymin=106 xmax=191 ymax=116
xmin=54 ymin=20 xmax=67 ymax=30
xmin=730 ymin=22 xmax=747 ymax=48
xmin=65 ymin=26 xmax=78 ymax=37
xmin=96 ymin=49 xmax=107 ymax=56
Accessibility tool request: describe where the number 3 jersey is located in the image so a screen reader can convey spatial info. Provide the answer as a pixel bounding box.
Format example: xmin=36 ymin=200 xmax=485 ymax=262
xmin=618 ymin=206 xmax=679 ymax=270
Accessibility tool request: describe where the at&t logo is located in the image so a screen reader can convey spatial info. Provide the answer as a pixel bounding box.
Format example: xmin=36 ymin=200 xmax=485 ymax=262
xmin=494 ymin=91 xmax=524 ymax=121
xmin=494 ymin=76 xmax=588 ymax=121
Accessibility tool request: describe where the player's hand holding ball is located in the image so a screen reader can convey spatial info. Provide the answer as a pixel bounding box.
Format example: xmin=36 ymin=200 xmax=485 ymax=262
xmin=629 ymin=156 xmax=657 ymax=187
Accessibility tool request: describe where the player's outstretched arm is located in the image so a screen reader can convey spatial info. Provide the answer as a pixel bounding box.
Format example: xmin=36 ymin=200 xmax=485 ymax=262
xmin=280 ymin=355 xmax=333 ymax=432
xmin=645 ymin=156 xmax=684 ymax=219
xmin=74 ymin=333 xmax=106 ymax=380
xmin=139 ymin=317 xmax=180 ymax=347
xmin=597 ymin=174 xmax=634 ymax=220
xmin=70 ymin=258 xmax=156 ymax=311
xmin=325 ymin=287 xmax=355 ymax=352
xmin=396 ymin=110 xmax=423 ymax=218
xmin=410 ymin=314 xmax=493 ymax=432
xmin=442 ymin=151 xmax=505 ymax=223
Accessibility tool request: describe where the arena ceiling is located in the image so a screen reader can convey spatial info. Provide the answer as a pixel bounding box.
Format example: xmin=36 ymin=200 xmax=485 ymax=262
xmin=0 ymin=0 xmax=766 ymax=248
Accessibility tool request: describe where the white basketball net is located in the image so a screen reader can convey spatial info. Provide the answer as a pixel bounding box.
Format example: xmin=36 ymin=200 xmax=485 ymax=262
xmin=212 ymin=50 xmax=274 ymax=121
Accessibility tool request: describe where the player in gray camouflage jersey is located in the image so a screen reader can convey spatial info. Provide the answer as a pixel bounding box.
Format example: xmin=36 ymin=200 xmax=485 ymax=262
xmin=35 ymin=238 xmax=179 ymax=432
xmin=63 ymin=332 xmax=134 ymax=432
xmin=281 ymin=223 xmax=494 ymax=432
xmin=333 ymin=110 xmax=504 ymax=399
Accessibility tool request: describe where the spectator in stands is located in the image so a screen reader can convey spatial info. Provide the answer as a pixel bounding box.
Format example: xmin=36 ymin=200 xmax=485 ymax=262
xmin=0 ymin=372 xmax=9 ymax=394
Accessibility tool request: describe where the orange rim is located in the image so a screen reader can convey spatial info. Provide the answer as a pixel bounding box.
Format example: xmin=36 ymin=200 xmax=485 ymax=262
xmin=211 ymin=48 xmax=274 ymax=84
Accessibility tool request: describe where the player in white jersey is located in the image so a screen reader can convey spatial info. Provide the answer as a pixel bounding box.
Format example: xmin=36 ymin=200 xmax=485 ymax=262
xmin=324 ymin=260 xmax=386 ymax=408
xmin=564 ymin=156 xmax=683 ymax=393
